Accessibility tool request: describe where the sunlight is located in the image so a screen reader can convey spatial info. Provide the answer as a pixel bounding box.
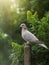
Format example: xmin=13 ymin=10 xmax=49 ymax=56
xmin=10 ymin=0 xmax=15 ymax=3
xmin=10 ymin=0 xmax=16 ymax=8
xmin=2 ymin=33 xmax=8 ymax=38
xmin=16 ymin=8 xmax=20 ymax=14
xmin=0 ymin=0 xmax=21 ymax=13
xmin=10 ymin=0 xmax=20 ymax=14
xmin=11 ymin=3 xmax=16 ymax=9
xmin=10 ymin=0 xmax=19 ymax=9
xmin=4 ymin=34 xmax=8 ymax=37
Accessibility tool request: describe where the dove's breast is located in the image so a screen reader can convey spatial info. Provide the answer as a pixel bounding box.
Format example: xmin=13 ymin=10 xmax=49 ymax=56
xmin=22 ymin=30 xmax=38 ymax=42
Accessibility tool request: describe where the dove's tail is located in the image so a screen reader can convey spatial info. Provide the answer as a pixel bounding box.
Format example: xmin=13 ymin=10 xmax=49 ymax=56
xmin=38 ymin=43 xmax=49 ymax=50
xmin=37 ymin=41 xmax=49 ymax=50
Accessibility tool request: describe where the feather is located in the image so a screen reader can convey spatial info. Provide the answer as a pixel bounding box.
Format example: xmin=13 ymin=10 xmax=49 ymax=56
xmin=38 ymin=44 xmax=49 ymax=50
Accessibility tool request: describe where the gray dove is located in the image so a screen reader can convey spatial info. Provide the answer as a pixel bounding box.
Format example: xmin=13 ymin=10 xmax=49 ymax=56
xmin=20 ymin=23 xmax=49 ymax=50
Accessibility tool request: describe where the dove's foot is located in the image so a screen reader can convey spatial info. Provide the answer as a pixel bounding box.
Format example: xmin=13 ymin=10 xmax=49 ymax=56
xmin=24 ymin=41 xmax=30 ymax=46
xmin=26 ymin=41 xmax=30 ymax=44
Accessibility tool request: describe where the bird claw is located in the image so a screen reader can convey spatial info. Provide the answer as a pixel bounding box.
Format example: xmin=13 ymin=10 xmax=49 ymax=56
xmin=27 ymin=41 xmax=30 ymax=44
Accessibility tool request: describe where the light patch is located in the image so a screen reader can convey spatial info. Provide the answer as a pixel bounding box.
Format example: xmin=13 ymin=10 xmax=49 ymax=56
xmin=13 ymin=3 xmax=16 ymax=7
xmin=10 ymin=0 xmax=15 ymax=3
xmin=4 ymin=34 xmax=8 ymax=37
xmin=16 ymin=8 xmax=20 ymax=14
xmin=10 ymin=3 xmax=16 ymax=9
xmin=10 ymin=5 xmax=14 ymax=9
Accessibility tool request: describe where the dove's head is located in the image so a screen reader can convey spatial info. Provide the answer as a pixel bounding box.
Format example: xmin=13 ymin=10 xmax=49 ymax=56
xmin=20 ymin=23 xmax=27 ymax=29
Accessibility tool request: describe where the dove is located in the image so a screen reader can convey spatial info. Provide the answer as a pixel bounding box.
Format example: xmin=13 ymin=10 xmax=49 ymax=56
xmin=20 ymin=23 xmax=49 ymax=50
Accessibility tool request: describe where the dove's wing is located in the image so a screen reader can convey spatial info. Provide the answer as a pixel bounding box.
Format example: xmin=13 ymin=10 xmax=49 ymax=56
xmin=22 ymin=30 xmax=38 ymax=42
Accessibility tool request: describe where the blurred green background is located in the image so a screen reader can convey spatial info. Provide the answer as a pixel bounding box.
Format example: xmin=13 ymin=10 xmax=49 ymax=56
xmin=0 ymin=0 xmax=49 ymax=65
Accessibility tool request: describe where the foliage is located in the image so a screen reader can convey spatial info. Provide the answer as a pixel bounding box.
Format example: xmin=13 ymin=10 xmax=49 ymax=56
xmin=9 ymin=42 xmax=24 ymax=65
xmin=0 ymin=31 xmax=11 ymax=65
xmin=30 ymin=0 xmax=49 ymax=18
